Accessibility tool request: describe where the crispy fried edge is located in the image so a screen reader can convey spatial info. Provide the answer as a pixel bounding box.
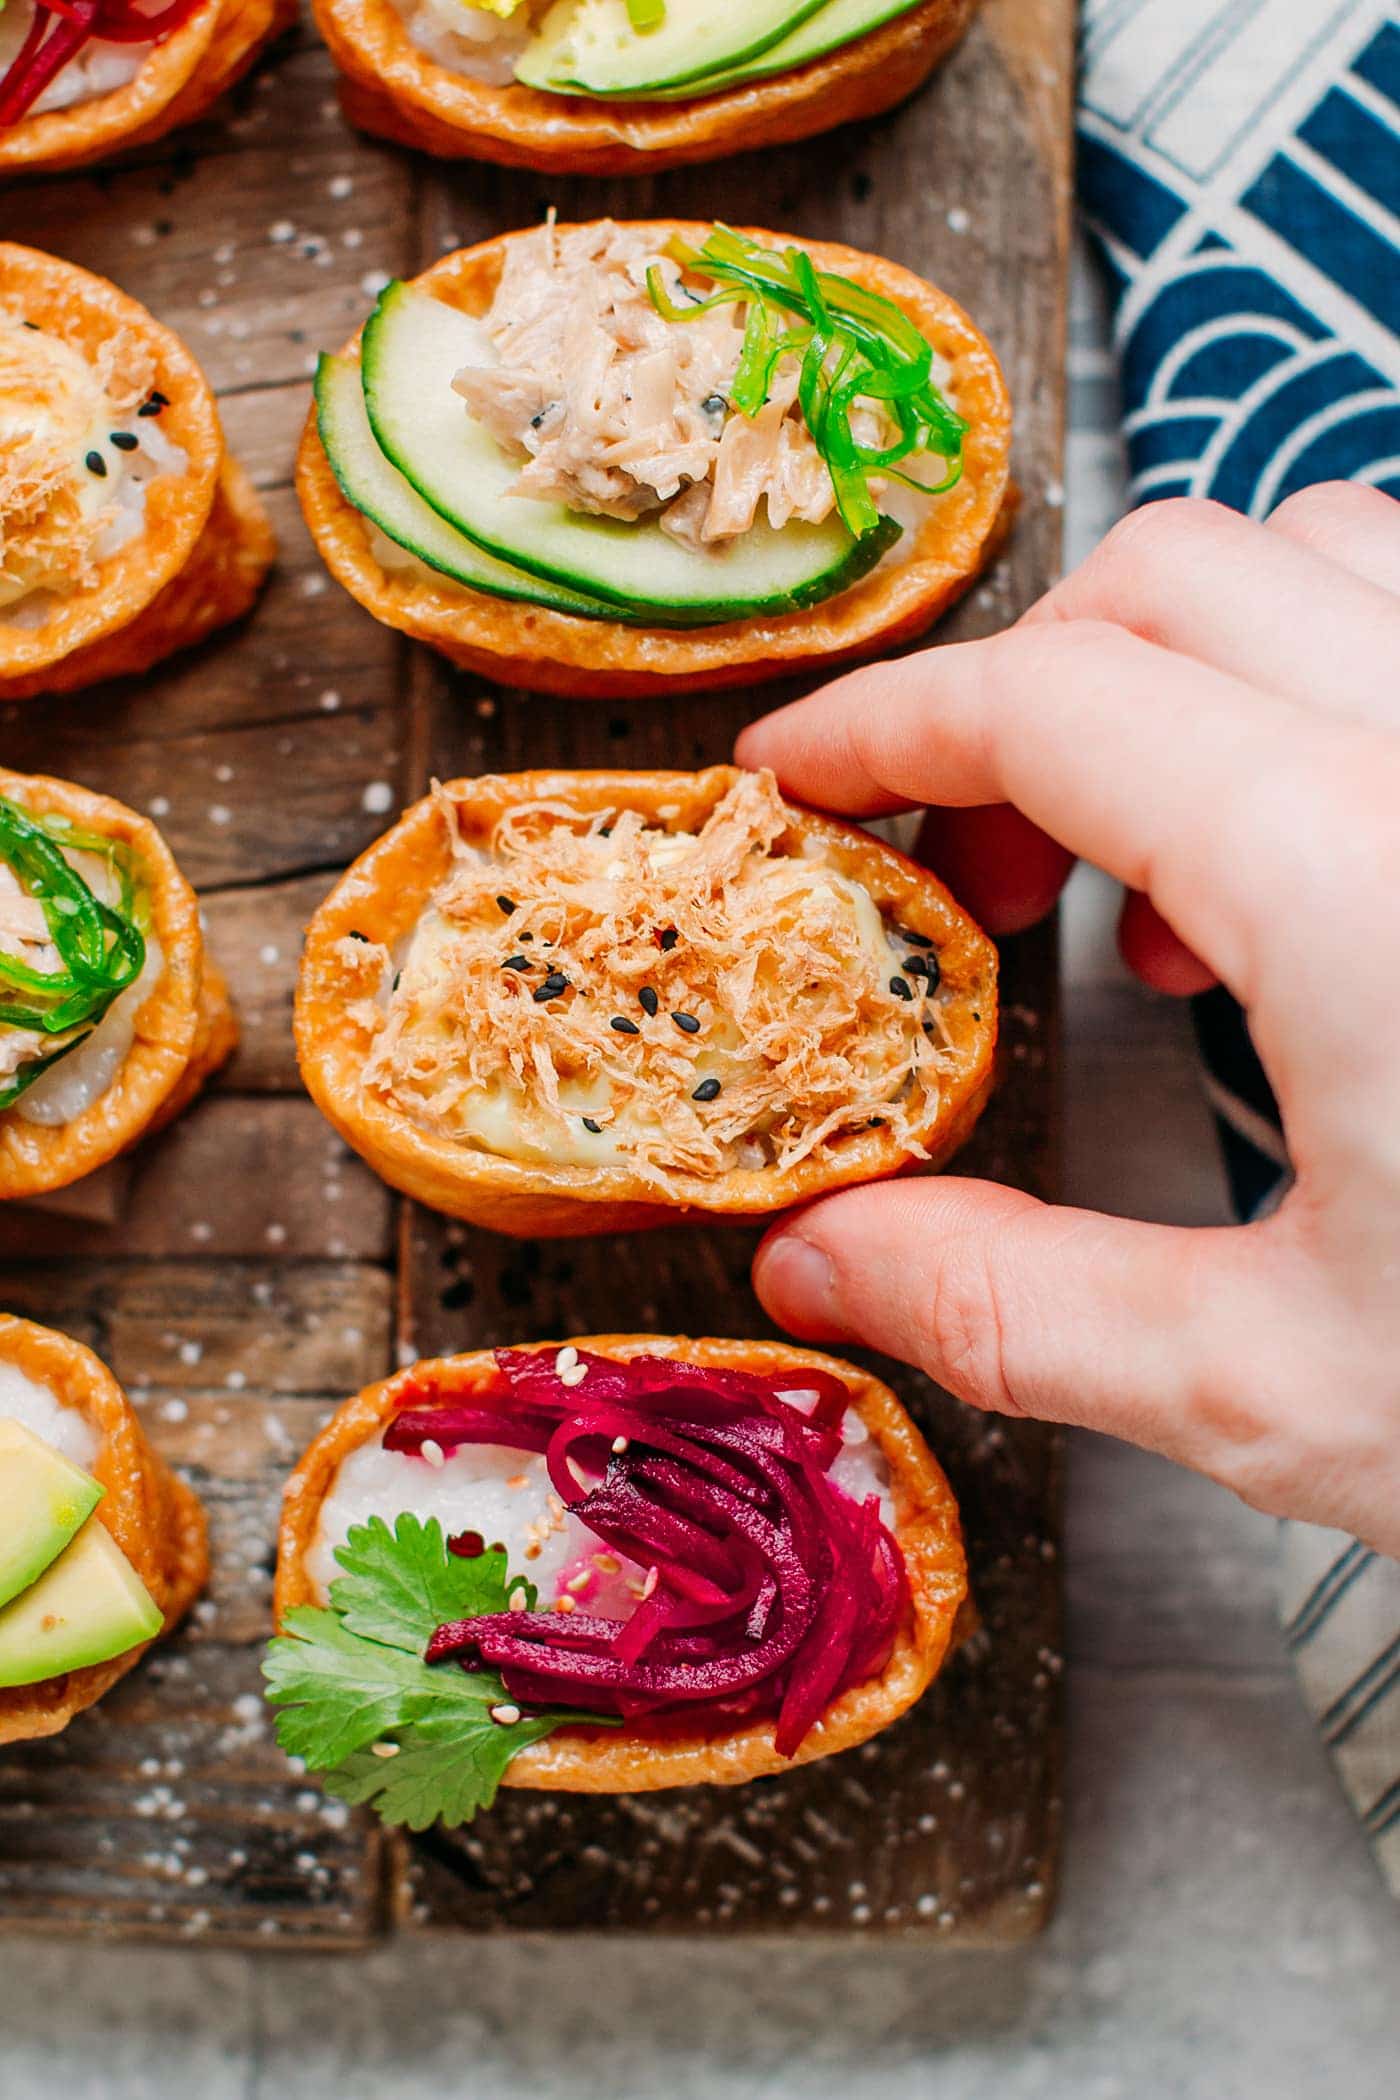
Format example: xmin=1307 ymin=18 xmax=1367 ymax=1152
xmin=315 ymin=0 xmax=977 ymax=175
xmin=0 ymin=1314 xmax=210 ymax=1744
xmin=273 ymin=1334 xmax=968 ymax=1792
xmin=293 ymin=764 xmax=997 ymax=1236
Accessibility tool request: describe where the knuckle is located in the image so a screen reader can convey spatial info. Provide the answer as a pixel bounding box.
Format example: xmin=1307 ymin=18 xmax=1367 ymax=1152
xmin=1266 ymin=478 xmax=1387 ymax=546
xmin=1089 ymin=496 xmax=1231 ymax=590
xmin=920 ymin=1233 xmax=1025 ymax=1418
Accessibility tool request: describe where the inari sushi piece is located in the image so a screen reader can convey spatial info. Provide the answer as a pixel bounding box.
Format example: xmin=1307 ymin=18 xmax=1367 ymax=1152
xmin=294 ymin=764 xmax=997 ymax=1238
xmin=0 ymin=0 xmax=296 ymax=178
xmin=0 ymin=1314 xmax=208 ymax=1745
xmin=296 ymin=217 xmax=1012 ymax=699
xmin=268 ymin=1335 xmax=967 ymax=1810
xmin=0 ymin=243 xmax=274 ymax=700
xmin=0 ymin=767 xmax=237 ymax=1201
xmin=311 ymin=0 xmax=978 ymax=177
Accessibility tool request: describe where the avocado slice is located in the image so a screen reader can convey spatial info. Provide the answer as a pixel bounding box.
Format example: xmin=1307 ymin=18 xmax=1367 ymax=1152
xmin=636 ymin=0 xmax=928 ymax=100
xmin=517 ymin=0 xmax=830 ymax=97
xmin=0 ymin=1418 xmax=104 ymax=1610
xmin=0 ymin=1516 xmax=162 ymax=1688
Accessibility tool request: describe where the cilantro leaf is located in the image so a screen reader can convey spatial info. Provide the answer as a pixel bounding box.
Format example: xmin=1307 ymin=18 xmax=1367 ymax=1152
xmin=326 ymin=1705 xmax=563 ymax=1831
xmin=261 ymin=1606 xmax=460 ymax=1769
xmin=328 ymin=1513 xmax=535 ymax=1655
xmin=261 ymin=1511 xmax=616 ymax=1832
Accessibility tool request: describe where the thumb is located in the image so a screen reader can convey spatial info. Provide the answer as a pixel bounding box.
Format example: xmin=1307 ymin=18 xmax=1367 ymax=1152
xmin=753 ymin=1178 xmax=1285 ymax=1492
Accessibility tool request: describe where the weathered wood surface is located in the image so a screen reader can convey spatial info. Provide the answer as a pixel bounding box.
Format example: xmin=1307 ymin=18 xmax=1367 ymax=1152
xmin=0 ymin=0 xmax=1071 ymax=1947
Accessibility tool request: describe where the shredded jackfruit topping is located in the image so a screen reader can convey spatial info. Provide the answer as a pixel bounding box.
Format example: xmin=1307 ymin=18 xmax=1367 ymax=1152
xmin=0 ymin=316 xmax=156 ymax=610
xmin=349 ymin=770 xmax=955 ymax=1186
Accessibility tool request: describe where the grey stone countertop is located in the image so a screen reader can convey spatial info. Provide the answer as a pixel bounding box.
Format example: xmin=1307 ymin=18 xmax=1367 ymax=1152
xmin=2 ymin=248 xmax=1396 ymax=2100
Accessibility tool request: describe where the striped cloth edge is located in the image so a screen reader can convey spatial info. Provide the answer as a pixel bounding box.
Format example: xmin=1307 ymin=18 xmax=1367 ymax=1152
xmin=1077 ymin=0 xmax=1400 ymax=1899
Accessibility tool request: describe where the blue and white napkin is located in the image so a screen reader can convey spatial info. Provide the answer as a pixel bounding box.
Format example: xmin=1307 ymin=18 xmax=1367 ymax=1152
xmin=1077 ymin=0 xmax=1400 ymax=1898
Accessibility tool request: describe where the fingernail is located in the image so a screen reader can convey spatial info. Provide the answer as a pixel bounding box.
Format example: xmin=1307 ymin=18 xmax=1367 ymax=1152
xmin=754 ymin=1233 xmax=840 ymax=1332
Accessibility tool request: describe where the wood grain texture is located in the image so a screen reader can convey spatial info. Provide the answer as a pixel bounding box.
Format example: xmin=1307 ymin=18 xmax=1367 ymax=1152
xmin=0 ymin=0 xmax=1071 ymax=1947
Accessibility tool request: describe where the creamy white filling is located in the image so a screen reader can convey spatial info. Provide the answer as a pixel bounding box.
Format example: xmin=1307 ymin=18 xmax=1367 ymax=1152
xmin=391 ymin=0 xmax=544 ymax=82
xmin=15 ymin=933 xmax=164 ymax=1126
xmin=0 ymin=1360 xmax=99 ymax=1468
xmin=0 ymin=5 xmax=151 ymax=114
xmin=310 ymin=1395 xmax=892 ymax=1609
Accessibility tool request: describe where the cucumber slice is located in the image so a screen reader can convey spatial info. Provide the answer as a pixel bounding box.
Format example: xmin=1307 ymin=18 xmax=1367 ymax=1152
xmin=517 ymin=0 xmax=830 ymax=97
xmin=643 ymin=0 xmax=927 ymax=99
xmin=360 ymin=282 xmax=900 ymax=627
xmin=314 ymin=354 xmax=617 ymax=620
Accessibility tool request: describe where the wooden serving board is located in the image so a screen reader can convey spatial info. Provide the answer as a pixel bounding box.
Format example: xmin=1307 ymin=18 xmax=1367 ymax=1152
xmin=0 ymin=0 xmax=1072 ymax=1947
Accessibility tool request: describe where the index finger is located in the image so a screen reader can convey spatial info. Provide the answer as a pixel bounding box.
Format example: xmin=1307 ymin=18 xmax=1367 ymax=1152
xmin=734 ymin=618 xmax=1370 ymax=1004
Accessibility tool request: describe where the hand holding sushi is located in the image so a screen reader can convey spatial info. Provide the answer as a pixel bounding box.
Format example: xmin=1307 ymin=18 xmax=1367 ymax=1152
xmin=742 ymin=484 xmax=1400 ymax=1556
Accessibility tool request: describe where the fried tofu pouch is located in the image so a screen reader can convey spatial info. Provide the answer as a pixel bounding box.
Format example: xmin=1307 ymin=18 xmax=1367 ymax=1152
xmin=0 ymin=243 xmax=274 ymax=702
xmin=0 ymin=768 xmax=237 ymax=1201
xmin=314 ymin=0 xmax=976 ymax=174
xmin=294 ymin=765 xmax=997 ymax=1238
xmin=297 ymin=220 xmax=1012 ymax=699
xmin=0 ymin=1315 xmax=209 ymax=1746
xmin=0 ymin=0 xmax=296 ymax=178
xmin=275 ymin=1335 xmax=968 ymax=1790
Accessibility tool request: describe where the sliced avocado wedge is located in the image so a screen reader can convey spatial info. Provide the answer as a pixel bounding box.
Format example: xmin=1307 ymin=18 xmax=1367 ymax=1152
xmin=0 ymin=1515 xmax=162 ymax=1688
xmin=641 ymin=0 xmax=927 ymax=99
xmin=0 ymin=1418 xmax=104 ymax=1610
xmin=315 ymin=354 xmax=618 ymax=620
xmin=360 ymin=283 xmax=900 ymax=628
xmin=517 ymin=0 xmax=829 ymax=97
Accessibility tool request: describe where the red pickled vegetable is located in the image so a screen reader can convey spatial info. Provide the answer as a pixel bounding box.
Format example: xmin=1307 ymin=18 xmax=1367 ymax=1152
xmin=392 ymin=1347 xmax=908 ymax=1759
xmin=0 ymin=0 xmax=205 ymax=129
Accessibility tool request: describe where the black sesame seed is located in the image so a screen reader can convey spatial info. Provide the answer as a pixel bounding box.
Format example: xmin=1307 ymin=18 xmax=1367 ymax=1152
xmin=347 ymin=929 xmax=369 ymax=943
xmin=638 ymin=986 xmax=659 ymax=1017
xmin=85 ymin=450 xmax=107 ymax=477
xmin=672 ymin=1011 xmax=700 ymax=1034
xmin=868 ymin=1116 xmax=886 ymax=1129
xmin=702 ymin=392 xmax=728 ymax=419
xmin=137 ymin=389 xmax=168 ymax=417
xmin=519 ymin=930 xmax=534 ymax=941
xmin=110 ymin=431 xmax=138 ymax=452
xmin=501 ymin=954 xmax=531 ymax=972
xmin=533 ymin=974 xmax=568 ymax=1002
xmin=889 ymin=975 xmax=913 ymax=1000
xmin=902 ymin=930 xmax=935 ymax=949
xmin=924 ymin=953 xmax=942 ymax=991
xmin=903 ymin=954 xmax=931 ymax=979
xmin=496 ymin=894 xmax=516 ymax=915
xmin=658 ymin=927 xmax=679 ymax=952
xmin=581 ymin=1117 xmax=602 ymax=1135
xmin=20 ymin=319 xmax=38 ymax=331
xmin=692 ymin=1077 xmax=721 ymax=1103
xmin=610 ymin=1015 xmax=640 ymax=1035
xmin=392 ymin=970 xmax=402 ymax=993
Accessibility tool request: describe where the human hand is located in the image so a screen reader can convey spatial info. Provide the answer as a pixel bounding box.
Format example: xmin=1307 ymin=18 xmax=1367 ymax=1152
xmin=737 ymin=486 xmax=1400 ymax=1554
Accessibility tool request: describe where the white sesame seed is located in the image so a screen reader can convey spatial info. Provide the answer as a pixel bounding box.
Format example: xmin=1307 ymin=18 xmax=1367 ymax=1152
xmin=554 ymin=1345 xmax=578 ymax=1376
xmin=370 ymin=1741 xmax=400 ymax=1759
xmin=641 ymin=1565 xmax=660 ymax=1600
xmin=611 ymin=1435 xmax=629 ymax=1455
xmin=421 ymin=1439 xmax=445 ymax=1469
xmin=489 ymin=1703 xmax=521 ymax=1727
xmin=560 ymin=1363 xmax=588 ymax=1387
xmin=508 ymin=1589 xmax=528 ymax=1613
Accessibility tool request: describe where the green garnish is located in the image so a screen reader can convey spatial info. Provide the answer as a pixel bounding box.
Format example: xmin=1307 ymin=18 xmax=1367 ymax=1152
xmin=263 ymin=1514 xmax=615 ymax=1831
xmin=647 ymin=225 xmax=969 ymax=540
xmin=625 ymin=0 xmax=666 ymax=27
xmin=0 ymin=796 xmax=147 ymax=1112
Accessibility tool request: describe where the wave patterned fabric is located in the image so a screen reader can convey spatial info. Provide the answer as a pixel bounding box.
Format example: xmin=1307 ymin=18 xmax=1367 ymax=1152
xmin=1079 ymin=0 xmax=1400 ymax=511
xmin=1078 ymin=0 xmax=1400 ymax=1902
